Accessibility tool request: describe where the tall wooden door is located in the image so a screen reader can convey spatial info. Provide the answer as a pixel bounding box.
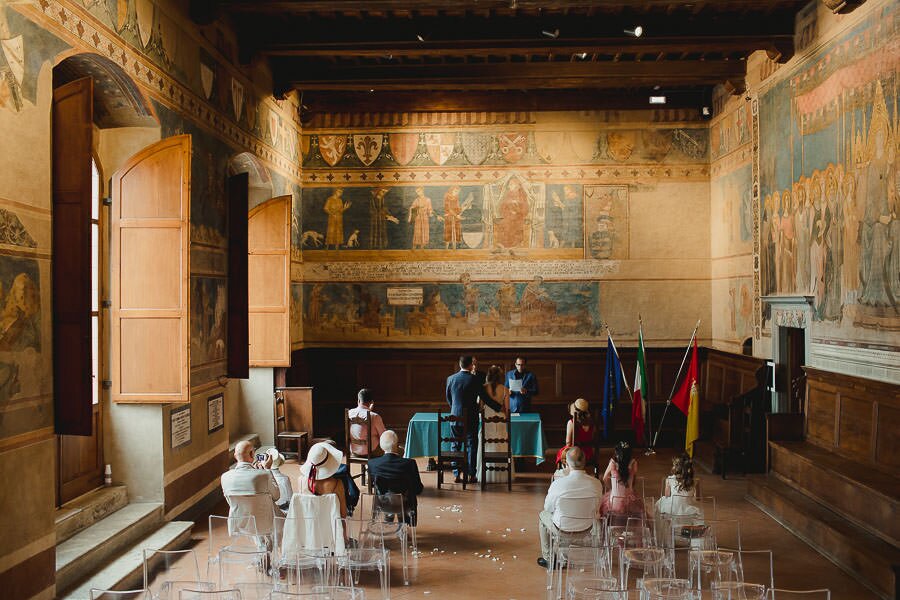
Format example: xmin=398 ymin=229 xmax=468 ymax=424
xmin=111 ymin=135 xmax=191 ymax=404
xmin=53 ymin=77 xmax=104 ymax=505
xmin=248 ymin=196 xmax=291 ymax=367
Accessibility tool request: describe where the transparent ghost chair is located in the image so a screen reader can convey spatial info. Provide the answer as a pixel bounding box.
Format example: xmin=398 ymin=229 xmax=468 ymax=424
xmin=232 ymin=582 xmax=275 ymax=600
xmin=711 ymin=581 xmax=767 ymax=600
xmin=208 ymin=515 xmax=261 ymax=580
xmin=546 ymin=512 xmax=603 ymax=599
xmin=767 ymin=589 xmax=830 ymax=600
xmin=90 ymin=590 xmax=150 ymax=600
xmin=311 ymin=586 xmax=367 ymax=599
xmin=691 ymin=519 xmax=742 ymax=590
xmin=272 ymin=516 xmax=336 ymax=593
xmin=623 ymin=547 xmax=668 ymax=592
xmin=729 ymin=549 xmax=774 ymax=591
xmin=640 ymin=578 xmax=694 ymax=600
xmin=217 ymin=547 xmax=271 ymax=592
xmin=333 ymin=517 xmax=389 ymax=600
xmin=565 ymin=577 xmax=626 ymax=600
xmin=367 ymin=492 xmax=412 ymax=585
xmin=176 ymin=591 xmax=241 ymax=600
xmin=142 ymin=548 xmax=211 ymax=600
xmin=563 ymin=545 xmax=617 ymax=594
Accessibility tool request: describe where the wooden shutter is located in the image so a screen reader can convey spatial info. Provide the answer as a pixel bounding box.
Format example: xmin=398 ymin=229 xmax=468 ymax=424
xmin=110 ymin=135 xmax=191 ymax=403
xmin=227 ymin=173 xmax=249 ymax=378
xmin=53 ymin=78 xmax=93 ymax=435
xmin=248 ymin=196 xmax=290 ymax=367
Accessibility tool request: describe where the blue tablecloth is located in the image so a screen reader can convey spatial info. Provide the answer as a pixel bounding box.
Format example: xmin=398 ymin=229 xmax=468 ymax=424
xmin=403 ymin=412 xmax=547 ymax=464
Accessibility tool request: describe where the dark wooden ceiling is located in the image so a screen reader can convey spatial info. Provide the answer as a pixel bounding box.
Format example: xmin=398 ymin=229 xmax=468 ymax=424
xmin=194 ymin=1 xmax=827 ymax=113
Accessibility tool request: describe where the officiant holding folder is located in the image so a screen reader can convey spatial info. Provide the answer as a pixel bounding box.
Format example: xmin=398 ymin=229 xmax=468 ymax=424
xmin=506 ymin=356 xmax=538 ymax=413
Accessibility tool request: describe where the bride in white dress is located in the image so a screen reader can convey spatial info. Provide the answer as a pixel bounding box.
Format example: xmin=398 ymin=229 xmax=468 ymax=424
xmin=478 ymin=365 xmax=511 ymax=484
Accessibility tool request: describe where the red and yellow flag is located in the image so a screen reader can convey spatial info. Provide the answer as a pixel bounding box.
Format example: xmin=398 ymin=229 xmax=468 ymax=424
xmin=672 ymin=339 xmax=700 ymax=457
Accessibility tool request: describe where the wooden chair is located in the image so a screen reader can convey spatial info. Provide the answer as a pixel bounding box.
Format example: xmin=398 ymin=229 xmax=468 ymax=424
xmin=344 ymin=408 xmax=373 ymax=492
xmin=274 ymin=389 xmax=308 ymax=459
xmin=436 ymin=411 xmax=469 ymax=490
xmin=479 ymin=407 xmax=512 ymax=491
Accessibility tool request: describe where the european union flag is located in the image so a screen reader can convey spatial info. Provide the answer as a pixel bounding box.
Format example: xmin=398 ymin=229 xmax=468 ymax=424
xmin=602 ymin=335 xmax=622 ymax=440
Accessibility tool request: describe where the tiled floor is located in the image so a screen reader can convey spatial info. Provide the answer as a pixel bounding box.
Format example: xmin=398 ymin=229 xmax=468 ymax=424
xmin=194 ymin=450 xmax=877 ymax=599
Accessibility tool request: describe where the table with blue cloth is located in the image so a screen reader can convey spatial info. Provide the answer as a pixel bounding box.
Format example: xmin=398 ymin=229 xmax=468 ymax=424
xmin=403 ymin=412 xmax=547 ymax=464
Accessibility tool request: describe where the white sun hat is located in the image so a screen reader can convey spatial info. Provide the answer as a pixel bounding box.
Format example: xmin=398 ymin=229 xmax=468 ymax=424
xmin=299 ymin=442 xmax=344 ymax=481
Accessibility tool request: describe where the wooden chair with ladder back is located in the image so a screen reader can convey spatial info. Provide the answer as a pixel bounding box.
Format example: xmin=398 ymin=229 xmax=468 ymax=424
xmin=345 ymin=408 xmax=373 ymax=492
xmin=436 ymin=411 xmax=469 ymax=490
xmin=479 ymin=407 xmax=513 ymax=491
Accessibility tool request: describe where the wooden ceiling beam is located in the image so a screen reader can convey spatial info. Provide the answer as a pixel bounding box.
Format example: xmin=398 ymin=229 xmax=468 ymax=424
xmin=258 ymin=34 xmax=793 ymax=58
xmin=275 ymin=59 xmax=746 ymax=91
xmin=300 ymin=87 xmax=713 ymax=113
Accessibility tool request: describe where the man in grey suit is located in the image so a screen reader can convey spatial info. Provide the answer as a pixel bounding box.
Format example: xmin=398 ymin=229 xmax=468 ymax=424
xmin=445 ymin=355 xmax=502 ymax=483
xmin=221 ymin=440 xmax=282 ymax=524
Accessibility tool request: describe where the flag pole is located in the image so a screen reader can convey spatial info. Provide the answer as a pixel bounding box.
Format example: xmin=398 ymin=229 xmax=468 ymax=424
xmin=639 ymin=315 xmax=655 ymax=456
xmin=605 ymin=325 xmax=634 ymax=399
xmin=648 ymin=319 xmax=701 ymax=453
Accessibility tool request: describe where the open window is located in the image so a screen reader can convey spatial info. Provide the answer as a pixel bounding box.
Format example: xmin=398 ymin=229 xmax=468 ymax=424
xmin=248 ymin=196 xmax=291 ymax=367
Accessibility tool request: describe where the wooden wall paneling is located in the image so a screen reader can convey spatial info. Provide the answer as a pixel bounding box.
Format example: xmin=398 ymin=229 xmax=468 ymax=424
xmin=876 ymin=403 xmax=900 ymax=468
xmin=52 ymin=77 xmax=94 ymax=435
xmin=227 ymin=173 xmax=249 ymax=378
xmin=836 ymin=394 xmax=873 ymax=460
xmin=805 ymin=377 xmax=837 ymax=449
xmin=111 ymin=135 xmax=191 ymax=403
xmin=248 ymin=196 xmax=291 ymax=366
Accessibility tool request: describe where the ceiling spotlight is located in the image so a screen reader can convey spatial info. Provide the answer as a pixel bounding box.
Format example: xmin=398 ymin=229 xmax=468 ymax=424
xmin=368 ymin=88 xmax=375 ymax=93
xmin=541 ymin=29 xmax=560 ymax=39
xmin=416 ymin=34 xmax=426 ymax=42
xmin=625 ymin=25 xmax=643 ymax=37
xmin=702 ymin=106 xmax=711 ymax=116
xmin=509 ymin=0 xmax=517 ymax=7
xmin=578 ymin=52 xmax=588 ymax=59
xmin=649 ymin=95 xmax=666 ymax=104
xmin=653 ymin=85 xmax=661 ymax=91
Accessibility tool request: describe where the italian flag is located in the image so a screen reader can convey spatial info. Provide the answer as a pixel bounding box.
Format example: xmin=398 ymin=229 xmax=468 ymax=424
xmin=632 ymin=324 xmax=647 ymax=446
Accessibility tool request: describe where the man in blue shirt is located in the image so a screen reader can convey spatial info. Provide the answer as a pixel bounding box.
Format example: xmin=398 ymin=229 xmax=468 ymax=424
xmin=506 ymin=356 xmax=538 ymax=413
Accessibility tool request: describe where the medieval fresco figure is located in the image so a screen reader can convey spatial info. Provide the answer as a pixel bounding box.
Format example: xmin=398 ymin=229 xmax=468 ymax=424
xmin=808 ymin=172 xmax=828 ymax=313
xmin=0 ymin=272 xmax=39 ymax=351
xmin=368 ymin=187 xmax=398 ymax=250
xmin=823 ymin=166 xmax=844 ymax=321
xmin=307 ymin=283 xmax=324 ymax=323
xmin=858 ymin=87 xmax=896 ymax=312
xmin=493 ymin=178 xmax=530 ymax=249
xmin=521 ymin=275 xmax=555 ymax=316
xmin=793 ymin=179 xmax=812 ymax=294
xmin=443 ymin=186 xmax=472 ymax=250
xmin=842 ymin=172 xmax=862 ymax=306
xmin=408 ymin=187 xmax=434 ymax=249
xmin=761 ymin=194 xmax=776 ymax=296
xmin=460 ymin=273 xmax=479 ymax=318
xmin=779 ymin=190 xmax=796 ymax=294
xmin=498 ymin=278 xmax=516 ymax=321
xmin=359 ymin=288 xmax=382 ymax=329
xmin=324 ymin=188 xmax=350 ymax=249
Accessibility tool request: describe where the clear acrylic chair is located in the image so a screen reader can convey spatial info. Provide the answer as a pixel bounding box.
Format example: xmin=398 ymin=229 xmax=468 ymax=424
xmin=142 ymin=548 xmax=209 ymax=600
xmin=312 ymin=585 xmax=367 ymax=599
xmin=208 ymin=515 xmax=261 ymax=580
xmin=640 ymin=577 xmax=693 ymax=600
xmin=623 ymin=547 xmax=667 ymax=591
xmin=90 ymin=590 xmax=150 ymax=600
xmin=565 ymin=576 xmax=625 ymax=600
xmin=706 ymin=519 xmax=742 ymax=553
xmin=233 ymin=582 xmax=274 ymax=600
xmin=217 ymin=548 xmax=272 ymax=589
xmin=767 ymin=589 xmax=830 ymax=600
xmin=546 ymin=512 xmax=602 ymax=599
xmin=691 ymin=550 xmax=739 ymax=590
xmin=333 ymin=517 xmax=389 ymax=600
xmin=563 ymin=546 xmax=615 ymax=592
xmin=729 ymin=549 xmax=774 ymax=590
xmin=368 ymin=492 xmax=412 ymax=584
xmin=226 ymin=493 xmax=278 ymax=539
xmin=273 ymin=515 xmax=335 ymax=593
xmin=176 ymin=590 xmax=241 ymax=600
xmin=711 ymin=581 xmax=767 ymax=600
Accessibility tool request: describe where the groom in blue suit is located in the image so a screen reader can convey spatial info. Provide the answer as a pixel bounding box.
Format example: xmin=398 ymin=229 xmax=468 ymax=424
xmin=507 ymin=356 xmax=538 ymax=413
xmin=446 ymin=355 xmax=501 ymax=483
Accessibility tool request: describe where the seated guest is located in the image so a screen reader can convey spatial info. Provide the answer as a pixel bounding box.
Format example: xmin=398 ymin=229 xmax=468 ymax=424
xmin=266 ymin=448 xmax=293 ymax=511
xmin=332 ymin=458 xmax=361 ymax=516
xmin=565 ymin=398 xmax=596 ymax=466
xmin=348 ymin=388 xmax=386 ymax=457
xmin=300 ymin=442 xmax=348 ymax=518
xmin=537 ymin=446 xmax=604 ymax=568
xmin=368 ymin=430 xmax=424 ymax=525
xmin=600 ymin=441 xmax=644 ymax=517
xmin=221 ymin=440 xmax=281 ymax=517
xmin=656 ymin=453 xmax=702 ymax=517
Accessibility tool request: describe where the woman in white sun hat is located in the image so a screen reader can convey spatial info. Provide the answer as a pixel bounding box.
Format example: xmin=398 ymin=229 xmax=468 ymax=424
xmin=299 ymin=442 xmax=348 ymax=518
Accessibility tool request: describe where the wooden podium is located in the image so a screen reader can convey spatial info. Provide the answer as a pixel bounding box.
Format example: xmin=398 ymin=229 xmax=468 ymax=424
xmin=274 ymin=386 xmax=313 ymax=459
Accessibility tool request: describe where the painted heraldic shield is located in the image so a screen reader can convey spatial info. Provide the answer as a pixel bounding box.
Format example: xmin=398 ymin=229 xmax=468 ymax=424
xmin=424 ymin=132 xmax=456 ymax=165
xmin=353 ymin=134 xmax=383 ymax=166
xmin=318 ymin=135 xmax=347 ymax=167
xmin=389 ymin=133 xmax=419 ymax=166
xmin=498 ymin=132 xmax=528 ymax=163
xmin=461 ymin=133 xmax=492 ymax=165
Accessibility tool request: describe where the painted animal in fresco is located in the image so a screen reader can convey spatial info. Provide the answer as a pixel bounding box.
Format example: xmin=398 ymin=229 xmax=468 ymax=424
xmin=547 ymin=230 xmax=561 ymax=248
xmin=347 ymin=229 xmax=360 ymax=248
xmin=301 ymin=230 xmax=324 ymax=247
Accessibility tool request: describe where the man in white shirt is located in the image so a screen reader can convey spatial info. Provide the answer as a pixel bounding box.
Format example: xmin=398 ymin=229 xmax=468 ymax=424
xmin=537 ymin=446 xmax=603 ymax=567
xmin=348 ymin=388 xmax=386 ymax=457
xmin=221 ymin=440 xmax=281 ymax=520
